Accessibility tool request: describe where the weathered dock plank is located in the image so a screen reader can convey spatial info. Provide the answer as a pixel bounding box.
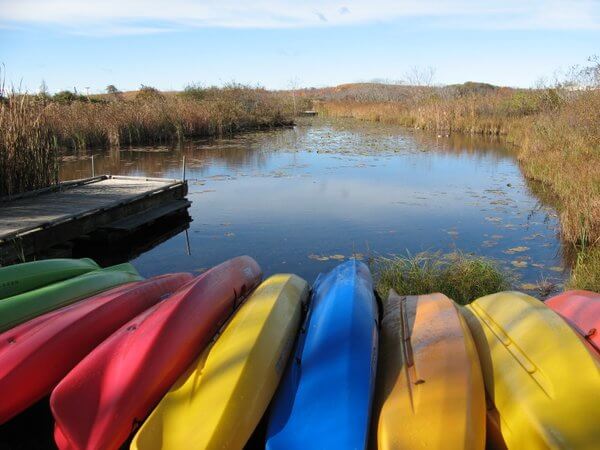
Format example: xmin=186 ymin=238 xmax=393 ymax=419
xmin=0 ymin=175 xmax=189 ymax=262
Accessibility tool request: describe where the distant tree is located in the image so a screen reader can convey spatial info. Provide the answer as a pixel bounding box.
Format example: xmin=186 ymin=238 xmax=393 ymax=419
xmin=404 ymin=66 xmax=436 ymax=87
xmin=105 ymin=84 xmax=123 ymax=101
xmin=38 ymin=79 xmax=50 ymax=103
xmin=53 ymin=90 xmax=87 ymax=103
xmin=39 ymin=80 xmax=49 ymax=96
xmin=181 ymin=83 xmax=208 ymax=101
xmin=402 ymin=66 xmax=437 ymax=103
xmin=581 ymin=55 xmax=600 ymax=88
xmin=554 ymin=55 xmax=600 ymax=92
xmin=136 ymin=84 xmax=164 ymax=101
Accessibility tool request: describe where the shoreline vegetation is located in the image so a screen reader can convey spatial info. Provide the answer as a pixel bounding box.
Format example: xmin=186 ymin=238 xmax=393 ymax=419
xmin=0 ymin=82 xmax=297 ymax=197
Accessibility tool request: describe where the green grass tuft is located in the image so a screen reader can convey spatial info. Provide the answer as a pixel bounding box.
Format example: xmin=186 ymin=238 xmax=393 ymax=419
xmin=373 ymin=251 xmax=510 ymax=305
xmin=568 ymin=246 xmax=600 ymax=292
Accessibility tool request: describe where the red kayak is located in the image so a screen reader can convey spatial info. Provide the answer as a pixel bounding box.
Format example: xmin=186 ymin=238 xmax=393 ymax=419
xmin=0 ymin=273 xmax=192 ymax=425
xmin=50 ymin=256 xmax=262 ymax=450
xmin=546 ymin=290 xmax=600 ymax=354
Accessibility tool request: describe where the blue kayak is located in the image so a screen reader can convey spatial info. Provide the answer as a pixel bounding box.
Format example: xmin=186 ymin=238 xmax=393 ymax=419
xmin=266 ymin=259 xmax=379 ymax=450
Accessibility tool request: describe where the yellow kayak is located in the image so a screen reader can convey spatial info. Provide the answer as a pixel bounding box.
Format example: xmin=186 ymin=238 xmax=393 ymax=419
xmin=463 ymin=291 xmax=600 ymax=449
xmin=372 ymin=291 xmax=486 ymax=450
xmin=131 ymin=273 xmax=309 ymax=450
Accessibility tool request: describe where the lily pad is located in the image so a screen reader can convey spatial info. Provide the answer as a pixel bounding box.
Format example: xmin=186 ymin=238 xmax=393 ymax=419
xmin=503 ymin=246 xmax=530 ymax=254
xmin=511 ymin=260 xmax=528 ymax=268
xmin=485 ymin=216 xmax=502 ymax=223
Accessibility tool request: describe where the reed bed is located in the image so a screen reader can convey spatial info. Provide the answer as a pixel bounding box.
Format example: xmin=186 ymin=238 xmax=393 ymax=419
xmin=0 ymin=88 xmax=58 ymax=197
xmin=0 ymin=84 xmax=293 ymax=196
xmin=517 ymin=92 xmax=600 ymax=245
xmin=45 ymin=85 xmax=293 ymax=149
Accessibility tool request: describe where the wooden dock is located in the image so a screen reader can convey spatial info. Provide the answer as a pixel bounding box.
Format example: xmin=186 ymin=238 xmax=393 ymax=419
xmin=0 ymin=175 xmax=190 ymax=263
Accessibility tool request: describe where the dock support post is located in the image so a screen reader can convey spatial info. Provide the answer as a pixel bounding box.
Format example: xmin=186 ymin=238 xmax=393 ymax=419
xmin=185 ymin=229 xmax=191 ymax=256
xmin=91 ymin=155 xmax=95 ymax=177
xmin=181 ymin=155 xmax=186 ymax=181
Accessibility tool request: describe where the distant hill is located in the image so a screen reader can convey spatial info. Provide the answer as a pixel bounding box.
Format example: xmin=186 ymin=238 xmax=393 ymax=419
xmin=283 ymin=81 xmax=507 ymax=103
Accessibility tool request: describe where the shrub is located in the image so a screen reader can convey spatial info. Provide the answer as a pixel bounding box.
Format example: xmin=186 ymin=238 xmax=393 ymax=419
xmin=52 ymin=90 xmax=87 ymax=104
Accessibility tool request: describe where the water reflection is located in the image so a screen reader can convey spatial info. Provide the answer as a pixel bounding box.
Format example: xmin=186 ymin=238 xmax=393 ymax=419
xmin=72 ymin=211 xmax=192 ymax=267
xmin=59 ymin=118 xmax=567 ymax=294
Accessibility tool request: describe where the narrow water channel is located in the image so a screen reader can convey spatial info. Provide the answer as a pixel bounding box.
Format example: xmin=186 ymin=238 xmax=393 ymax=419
xmin=59 ymin=118 xmax=568 ymax=293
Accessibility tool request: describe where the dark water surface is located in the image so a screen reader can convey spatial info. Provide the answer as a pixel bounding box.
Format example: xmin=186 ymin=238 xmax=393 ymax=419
xmin=59 ymin=118 xmax=568 ymax=293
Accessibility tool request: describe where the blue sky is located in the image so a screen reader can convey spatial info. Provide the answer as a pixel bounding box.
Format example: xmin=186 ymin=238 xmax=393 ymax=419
xmin=0 ymin=1 xmax=598 ymax=93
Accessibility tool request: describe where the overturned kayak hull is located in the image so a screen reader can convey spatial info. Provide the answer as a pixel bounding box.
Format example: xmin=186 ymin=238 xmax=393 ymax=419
xmin=0 ymin=263 xmax=142 ymax=333
xmin=0 ymin=258 xmax=100 ymax=300
xmin=266 ymin=260 xmax=379 ymax=450
xmin=463 ymin=291 xmax=600 ymax=449
xmin=51 ymin=256 xmax=262 ymax=450
xmin=374 ymin=291 xmax=485 ymax=450
xmin=132 ymin=273 xmax=308 ymax=450
xmin=0 ymin=273 xmax=192 ymax=425
xmin=546 ymin=290 xmax=600 ymax=354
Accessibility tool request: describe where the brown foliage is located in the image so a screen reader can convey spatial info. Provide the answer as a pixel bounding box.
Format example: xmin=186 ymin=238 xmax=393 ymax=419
xmin=0 ymin=93 xmax=58 ymax=197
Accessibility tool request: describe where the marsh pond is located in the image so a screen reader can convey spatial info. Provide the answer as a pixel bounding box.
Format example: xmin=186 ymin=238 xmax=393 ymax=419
xmin=59 ymin=118 xmax=568 ymax=294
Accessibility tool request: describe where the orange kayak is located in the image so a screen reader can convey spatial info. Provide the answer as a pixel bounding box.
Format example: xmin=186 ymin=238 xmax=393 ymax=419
xmin=546 ymin=290 xmax=600 ymax=354
xmin=372 ymin=290 xmax=486 ymax=450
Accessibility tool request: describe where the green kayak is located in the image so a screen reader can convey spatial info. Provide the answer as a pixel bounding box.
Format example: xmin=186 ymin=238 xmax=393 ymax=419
xmin=0 ymin=258 xmax=101 ymax=300
xmin=0 ymin=263 xmax=142 ymax=333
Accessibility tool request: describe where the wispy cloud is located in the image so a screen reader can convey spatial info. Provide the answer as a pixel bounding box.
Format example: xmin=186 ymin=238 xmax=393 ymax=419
xmin=0 ymin=0 xmax=598 ymax=35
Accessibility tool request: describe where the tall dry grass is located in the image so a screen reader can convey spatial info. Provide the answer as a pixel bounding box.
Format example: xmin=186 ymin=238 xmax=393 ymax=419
xmin=318 ymin=85 xmax=562 ymax=134
xmin=0 ymin=83 xmax=293 ymax=196
xmin=0 ymin=86 xmax=58 ymax=197
xmin=517 ymin=92 xmax=600 ymax=245
xmin=45 ymin=85 xmax=293 ymax=149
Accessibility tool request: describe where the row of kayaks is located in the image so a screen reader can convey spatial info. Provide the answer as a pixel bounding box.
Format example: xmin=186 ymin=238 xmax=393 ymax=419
xmin=0 ymin=257 xmax=598 ymax=449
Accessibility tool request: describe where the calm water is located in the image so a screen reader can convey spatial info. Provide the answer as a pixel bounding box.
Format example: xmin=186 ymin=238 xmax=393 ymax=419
xmin=59 ymin=118 xmax=567 ymax=293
